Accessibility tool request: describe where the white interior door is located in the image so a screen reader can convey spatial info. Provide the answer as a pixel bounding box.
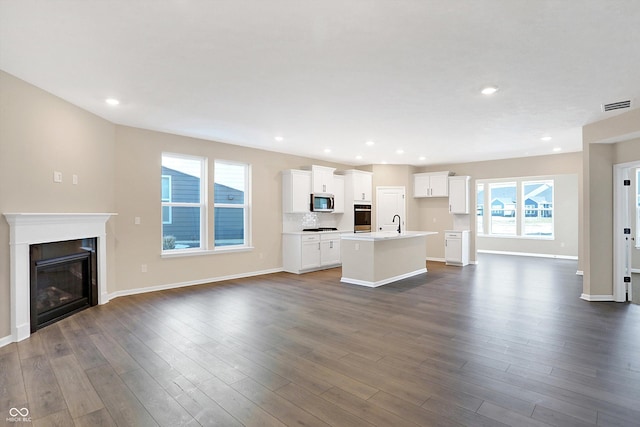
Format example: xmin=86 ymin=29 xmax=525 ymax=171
xmin=376 ymin=187 xmax=406 ymax=232
xmin=614 ymin=162 xmax=640 ymax=302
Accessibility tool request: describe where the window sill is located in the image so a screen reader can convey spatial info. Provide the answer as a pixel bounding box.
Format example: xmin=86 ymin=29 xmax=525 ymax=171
xmin=478 ymin=235 xmax=554 ymax=240
xmin=162 ymin=246 xmax=254 ymax=258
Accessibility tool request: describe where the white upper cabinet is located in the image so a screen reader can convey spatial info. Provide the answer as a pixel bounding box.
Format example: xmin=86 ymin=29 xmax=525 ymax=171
xmin=448 ymin=176 xmax=470 ymax=214
xmin=413 ymin=171 xmax=450 ymax=198
xmin=341 ymin=170 xmax=373 ymax=202
xmin=282 ymin=169 xmax=311 ymax=213
xmin=309 ymin=165 xmax=336 ymax=194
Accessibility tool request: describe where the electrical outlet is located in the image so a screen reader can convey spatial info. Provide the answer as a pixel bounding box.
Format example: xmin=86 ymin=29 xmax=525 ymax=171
xmin=355 ymin=243 xmax=360 ymax=251
xmin=72 ymin=174 xmax=78 ymax=185
xmin=134 ymin=217 xmax=141 ymax=225
xmin=141 ymin=264 xmax=147 ymax=273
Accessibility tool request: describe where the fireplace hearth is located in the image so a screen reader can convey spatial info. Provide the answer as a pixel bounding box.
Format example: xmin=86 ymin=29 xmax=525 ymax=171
xmin=30 ymin=238 xmax=98 ymax=332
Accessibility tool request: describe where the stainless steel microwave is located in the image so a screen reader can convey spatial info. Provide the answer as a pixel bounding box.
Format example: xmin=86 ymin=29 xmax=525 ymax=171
xmin=310 ymin=193 xmax=335 ymax=212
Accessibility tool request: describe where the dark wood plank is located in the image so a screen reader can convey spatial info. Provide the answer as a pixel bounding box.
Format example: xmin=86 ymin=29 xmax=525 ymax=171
xmin=20 ymin=355 xmax=67 ymax=419
xmin=85 ymin=364 xmax=158 ymax=427
xmin=48 ymin=353 xmax=104 ymax=418
xmin=0 ymin=350 xmax=28 ymax=413
xmin=2 ymin=254 xmax=640 ymax=426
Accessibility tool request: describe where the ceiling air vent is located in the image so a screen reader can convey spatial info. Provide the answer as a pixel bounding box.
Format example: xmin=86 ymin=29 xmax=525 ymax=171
xmin=601 ymin=99 xmax=632 ymax=112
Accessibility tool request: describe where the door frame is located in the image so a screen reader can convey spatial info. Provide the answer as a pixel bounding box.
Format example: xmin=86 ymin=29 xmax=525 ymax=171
xmin=613 ymin=160 xmax=640 ymax=302
xmin=375 ymin=186 xmax=406 ymax=232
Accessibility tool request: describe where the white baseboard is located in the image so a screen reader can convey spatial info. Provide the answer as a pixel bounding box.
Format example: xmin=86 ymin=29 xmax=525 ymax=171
xmin=108 ymin=267 xmax=284 ymax=301
xmin=426 ymin=257 xmax=446 ymax=263
xmin=580 ymin=293 xmax=614 ymax=302
xmin=478 ymin=250 xmax=578 ymax=260
xmin=576 ymin=270 xmax=584 ymax=276
xmin=341 ymin=268 xmax=427 ymax=288
xmin=0 ymin=334 xmax=13 ymax=348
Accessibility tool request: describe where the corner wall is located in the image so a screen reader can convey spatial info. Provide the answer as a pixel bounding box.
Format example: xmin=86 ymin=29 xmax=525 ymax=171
xmin=582 ymin=108 xmax=640 ymax=299
xmin=0 ymin=71 xmax=116 ymax=339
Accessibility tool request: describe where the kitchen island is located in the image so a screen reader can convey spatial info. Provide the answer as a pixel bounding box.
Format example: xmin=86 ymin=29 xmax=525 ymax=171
xmin=340 ymin=231 xmax=437 ymax=287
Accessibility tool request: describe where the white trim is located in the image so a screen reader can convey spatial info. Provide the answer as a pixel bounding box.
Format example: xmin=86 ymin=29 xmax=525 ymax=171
xmin=632 ymin=268 xmax=640 ymax=274
xmin=341 ymin=268 xmax=427 ymax=288
xmin=580 ymin=293 xmax=615 ymax=302
xmin=161 ymin=246 xmax=254 ymax=258
xmin=576 ymin=270 xmax=584 ymax=276
xmin=0 ymin=334 xmax=13 ymax=348
xmin=426 ymin=257 xmax=446 ymax=263
xmin=108 ymin=267 xmax=283 ymax=300
xmin=477 ymin=249 xmax=578 ymax=260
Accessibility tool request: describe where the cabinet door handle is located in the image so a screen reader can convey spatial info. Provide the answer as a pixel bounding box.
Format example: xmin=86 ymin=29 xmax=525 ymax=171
xmin=318 ymin=243 xmax=320 ymax=250
xmin=330 ymin=241 xmax=333 ymax=249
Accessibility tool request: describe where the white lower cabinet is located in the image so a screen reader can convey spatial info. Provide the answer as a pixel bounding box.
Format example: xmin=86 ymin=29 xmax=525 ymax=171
xmin=283 ymin=233 xmax=341 ymax=274
xmin=445 ymin=230 xmax=470 ymax=266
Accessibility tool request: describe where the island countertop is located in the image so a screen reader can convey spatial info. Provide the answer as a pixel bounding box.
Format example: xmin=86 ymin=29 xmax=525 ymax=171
xmin=341 ymin=230 xmax=437 ymax=241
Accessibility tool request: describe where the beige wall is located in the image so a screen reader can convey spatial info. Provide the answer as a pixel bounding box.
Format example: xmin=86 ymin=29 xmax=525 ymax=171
xmin=0 ymin=71 xmax=117 ymax=338
xmin=113 ymin=126 xmax=348 ymax=294
xmin=415 ymin=153 xmax=582 ymax=261
xmin=582 ymin=108 xmax=640 ymax=298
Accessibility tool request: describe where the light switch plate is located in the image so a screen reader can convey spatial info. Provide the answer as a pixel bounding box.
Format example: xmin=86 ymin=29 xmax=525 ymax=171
xmin=53 ymin=171 xmax=63 ymax=183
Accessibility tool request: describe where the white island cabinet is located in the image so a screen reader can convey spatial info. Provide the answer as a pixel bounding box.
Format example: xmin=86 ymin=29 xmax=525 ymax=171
xmin=340 ymin=231 xmax=437 ymax=287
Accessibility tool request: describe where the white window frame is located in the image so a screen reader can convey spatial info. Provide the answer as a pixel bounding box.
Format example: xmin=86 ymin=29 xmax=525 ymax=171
xmin=476 ymin=177 xmax=554 ymax=240
xmin=161 ymin=153 xmax=207 ymax=253
xmin=213 ymin=160 xmax=252 ymax=251
xmin=161 ymin=175 xmax=172 ymax=224
xmin=522 ymin=179 xmax=555 ymax=238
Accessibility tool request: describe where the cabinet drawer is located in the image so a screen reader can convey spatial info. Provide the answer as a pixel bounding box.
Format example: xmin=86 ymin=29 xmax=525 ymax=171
xmin=445 ymin=232 xmax=461 ymax=239
xmin=320 ymin=233 xmax=340 ymax=241
xmin=301 ymin=234 xmax=321 ymax=242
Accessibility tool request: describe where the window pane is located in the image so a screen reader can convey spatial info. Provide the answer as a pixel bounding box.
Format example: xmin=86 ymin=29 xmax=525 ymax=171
xmin=162 ymin=207 xmax=201 ymax=250
xmin=214 ymin=162 xmax=245 ymax=205
xmin=162 ymin=155 xmax=201 ymax=203
xmin=476 ymin=183 xmax=484 ymax=235
xmin=522 ymin=180 xmax=554 ymax=236
xmin=161 ymin=176 xmax=171 ymax=201
xmin=489 ymin=182 xmax=516 ymax=235
xmin=162 ymin=206 xmax=172 ymax=224
xmin=215 ymin=207 xmax=245 ymax=246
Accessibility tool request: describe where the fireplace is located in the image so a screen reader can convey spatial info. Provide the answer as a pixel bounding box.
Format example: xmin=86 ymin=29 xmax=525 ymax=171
xmin=30 ymin=238 xmax=97 ymax=332
xmin=4 ymin=213 xmax=115 ymax=342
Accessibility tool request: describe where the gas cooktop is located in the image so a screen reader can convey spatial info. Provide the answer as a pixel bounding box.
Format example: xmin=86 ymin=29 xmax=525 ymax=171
xmin=302 ymin=227 xmax=338 ymax=232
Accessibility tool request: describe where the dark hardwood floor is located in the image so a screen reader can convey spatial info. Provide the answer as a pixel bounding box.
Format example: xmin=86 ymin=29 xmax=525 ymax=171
xmin=2 ymin=254 xmax=640 ymax=426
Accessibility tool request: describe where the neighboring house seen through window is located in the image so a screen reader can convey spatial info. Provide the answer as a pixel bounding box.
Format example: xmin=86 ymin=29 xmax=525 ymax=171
xmin=477 ymin=178 xmax=554 ymax=238
xmin=161 ymin=153 xmax=206 ymax=251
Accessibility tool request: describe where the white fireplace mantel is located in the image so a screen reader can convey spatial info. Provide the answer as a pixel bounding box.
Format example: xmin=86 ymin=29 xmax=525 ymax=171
xmin=4 ymin=213 xmax=116 ymax=342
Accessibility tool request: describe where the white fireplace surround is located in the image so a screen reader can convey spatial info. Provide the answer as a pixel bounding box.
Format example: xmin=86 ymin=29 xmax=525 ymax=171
xmin=4 ymin=213 xmax=116 ymax=342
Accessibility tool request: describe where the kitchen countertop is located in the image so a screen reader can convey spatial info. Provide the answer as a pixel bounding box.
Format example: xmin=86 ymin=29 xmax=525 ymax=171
xmin=282 ymin=230 xmax=348 ymax=235
xmin=341 ymin=230 xmax=437 ymax=241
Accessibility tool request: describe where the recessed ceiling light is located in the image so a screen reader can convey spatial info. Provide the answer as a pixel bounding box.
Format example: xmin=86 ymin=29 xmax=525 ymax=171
xmin=355 ymin=155 xmax=363 ymax=160
xmin=105 ymin=98 xmax=120 ymax=105
xmin=323 ymin=148 xmax=331 ymax=153
xmin=481 ymin=86 xmax=499 ymax=95
xmin=553 ymin=147 xmax=562 ymax=152
xmin=274 ymin=136 xmax=284 ymax=142
xmin=540 ymin=136 xmax=552 ymax=141
xmin=365 ymin=140 xmax=375 ymax=146
xmin=396 ymin=149 xmax=404 ymax=154
xmin=419 ymin=156 xmax=426 ymax=161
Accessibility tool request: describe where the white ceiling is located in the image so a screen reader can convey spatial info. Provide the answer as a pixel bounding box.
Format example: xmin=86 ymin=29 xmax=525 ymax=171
xmin=1 ymin=1 xmax=639 ymax=166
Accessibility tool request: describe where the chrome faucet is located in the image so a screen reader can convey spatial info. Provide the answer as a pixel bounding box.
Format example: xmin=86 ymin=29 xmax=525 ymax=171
xmin=392 ymin=214 xmax=401 ymax=234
